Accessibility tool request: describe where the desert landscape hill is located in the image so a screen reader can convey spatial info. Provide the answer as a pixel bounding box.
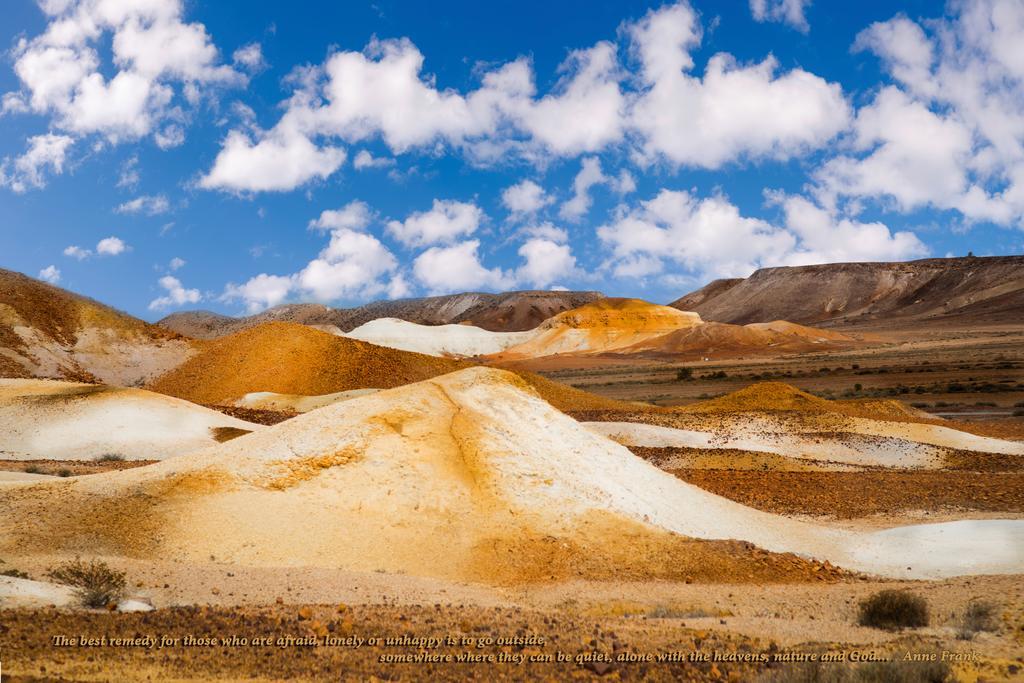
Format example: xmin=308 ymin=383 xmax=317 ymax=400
xmin=670 ymin=255 xmax=1024 ymax=328
xmin=146 ymin=321 xmax=472 ymax=405
xmin=143 ymin=319 xmax=631 ymax=413
xmin=0 ymin=268 xmax=193 ymax=384
xmin=2 ymin=367 xmax=1020 ymax=583
xmin=487 ymin=298 xmax=861 ymax=366
xmin=0 ymin=379 xmax=258 ymax=460
xmin=158 ymin=290 xmax=604 ymax=338
xmin=342 ymin=317 xmax=534 ymax=357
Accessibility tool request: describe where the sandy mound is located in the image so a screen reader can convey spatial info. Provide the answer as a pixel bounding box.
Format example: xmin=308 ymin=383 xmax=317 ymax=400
xmin=492 ymin=298 xmax=704 ymax=360
xmin=146 ymin=320 xmax=634 ymax=414
xmin=487 ymin=299 xmax=857 ymax=364
xmin=0 ymin=379 xmax=260 ymax=460
xmin=0 ymin=268 xmax=194 ymax=384
xmin=146 ymin=322 xmax=470 ymax=405
xmin=344 ymin=318 xmax=534 ymax=358
xmin=2 ymin=368 xmax=1019 ymax=581
xmin=683 ymin=382 xmax=833 ymax=413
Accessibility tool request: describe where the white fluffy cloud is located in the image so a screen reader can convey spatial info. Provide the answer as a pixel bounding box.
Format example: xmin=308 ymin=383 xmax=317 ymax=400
xmin=516 ymin=238 xmax=576 ymax=288
xmin=560 ymin=157 xmax=608 ymax=221
xmin=830 ymin=2 xmax=1024 ymax=226
xmin=200 ymin=127 xmax=346 ymax=192
xmin=0 ymin=133 xmax=73 ymax=192
xmin=232 ymin=43 xmax=264 ymax=71
xmin=149 ymin=274 xmax=201 ymax=310
xmin=352 ymin=149 xmax=394 ymax=170
xmin=412 ymin=240 xmax=513 ymax=294
xmin=295 ymin=229 xmax=398 ymax=301
xmin=169 ymin=256 xmax=185 ymax=270
xmin=38 ymin=265 xmax=61 ymax=283
xmin=63 ymin=245 xmax=91 ymax=260
xmin=598 ymin=189 xmax=925 ymax=280
xmin=96 ymin=236 xmax=127 ymax=255
xmin=222 ymin=273 xmax=292 ymax=313
xmin=5 ymin=0 xmax=245 ymax=150
xmin=200 ymin=2 xmax=849 ymax=192
xmin=749 ymin=0 xmax=811 ymax=33
xmin=116 ymin=193 xmax=169 ymax=215
xmin=501 ymin=179 xmax=552 ymax=217
xmin=387 ymin=199 xmax=483 ymax=247
xmin=628 ymin=3 xmax=849 ymax=169
xmin=63 ymin=235 xmax=129 ymax=260
xmin=222 ymin=203 xmax=402 ymax=311
xmin=309 ymin=200 xmax=373 ymax=231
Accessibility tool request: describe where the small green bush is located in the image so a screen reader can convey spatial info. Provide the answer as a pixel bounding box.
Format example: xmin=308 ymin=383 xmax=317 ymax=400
xmin=858 ymin=590 xmax=929 ymax=631
xmin=46 ymin=558 xmax=126 ymax=608
xmin=95 ymin=453 xmax=125 ymax=462
xmin=675 ymin=367 xmax=693 ymax=381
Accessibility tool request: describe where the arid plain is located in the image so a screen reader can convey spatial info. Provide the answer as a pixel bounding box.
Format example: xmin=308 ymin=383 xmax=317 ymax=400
xmin=1 ymin=256 xmax=1022 ymax=682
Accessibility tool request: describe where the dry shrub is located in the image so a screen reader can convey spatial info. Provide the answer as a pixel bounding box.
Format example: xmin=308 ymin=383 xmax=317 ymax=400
xmin=957 ymin=600 xmax=999 ymax=640
xmin=46 ymin=558 xmax=126 ymax=608
xmin=858 ymin=590 xmax=929 ymax=630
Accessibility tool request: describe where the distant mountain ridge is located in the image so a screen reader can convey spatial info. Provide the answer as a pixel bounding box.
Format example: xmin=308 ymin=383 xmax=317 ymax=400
xmin=670 ymin=256 xmax=1024 ymax=328
xmin=158 ymin=290 xmax=605 ymax=339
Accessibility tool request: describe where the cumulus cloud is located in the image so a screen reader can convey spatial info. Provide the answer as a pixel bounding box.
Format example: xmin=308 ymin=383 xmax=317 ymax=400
xmin=232 ymin=43 xmax=265 ymax=71
xmin=628 ymin=3 xmax=848 ymax=169
xmin=96 ymin=236 xmax=127 ymax=255
xmin=516 ymin=238 xmax=576 ymax=288
xmin=116 ymin=193 xmax=170 ymax=215
xmin=149 ymin=274 xmax=201 ymax=310
xmin=750 ymin=0 xmax=811 ymax=33
xmin=38 ymin=265 xmax=61 ymax=283
xmin=387 ymin=199 xmax=483 ymax=247
xmin=169 ymin=256 xmax=185 ymax=270
xmin=200 ymin=2 xmax=848 ymax=192
xmin=0 ymin=133 xmax=74 ymax=192
xmin=295 ymin=229 xmax=399 ymax=301
xmin=63 ymin=245 xmax=91 ymax=260
xmin=597 ymin=189 xmax=925 ymax=281
xmin=308 ymin=200 xmax=373 ymax=231
xmin=64 ymin=236 xmax=128 ymax=259
xmin=412 ymin=240 xmax=513 ymax=294
xmin=199 ymin=126 xmax=345 ymax=192
xmin=5 ymin=0 xmax=245 ymax=150
xmin=774 ymin=193 xmax=928 ymax=264
xmin=222 ymin=273 xmax=292 ymax=313
xmin=502 ymin=179 xmax=552 ymax=217
xmin=822 ymin=3 xmax=1024 ymax=226
xmin=560 ymin=157 xmax=608 ymax=220
xmin=352 ymin=149 xmax=395 ymax=170
xmin=221 ymin=204 xmax=402 ymax=312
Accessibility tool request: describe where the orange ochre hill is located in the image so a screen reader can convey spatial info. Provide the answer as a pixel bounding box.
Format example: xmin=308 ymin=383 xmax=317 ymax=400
xmin=145 ymin=320 xmax=636 ymax=413
xmin=146 ymin=322 xmax=471 ymax=405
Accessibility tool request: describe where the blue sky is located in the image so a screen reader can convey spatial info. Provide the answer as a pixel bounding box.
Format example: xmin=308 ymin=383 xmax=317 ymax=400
xmin=2 ymin=0 xmax=1023 ymax=320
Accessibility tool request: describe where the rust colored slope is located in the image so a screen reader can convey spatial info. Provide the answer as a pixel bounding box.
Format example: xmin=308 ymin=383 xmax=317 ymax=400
xmin=147 ymin=322 xmax=471 ymax=405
